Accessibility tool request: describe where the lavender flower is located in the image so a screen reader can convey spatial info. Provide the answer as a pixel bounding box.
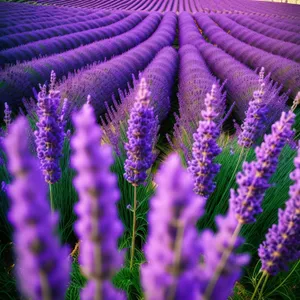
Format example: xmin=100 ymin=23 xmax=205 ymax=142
xmin=142 ymin=153 xmax=205 ymax=300
xmin=35 ymin=76 xmax=65 ymax=184
xmin=4 ymin=102 xmax=12 ymax=127
xmin=4 ymin=117 xmax=70 ymax=300
xmin=238 ymin=68 xmax=268 ymax=148
xmin=258 ymin=143 xmax=300 ymax=276
xmin=1 ymin=181 xmax=7 ymax=193
xmin=199 ymin=210 xmax=250 ymax=299
xmin=124 ymin=78 xmax=157 ymax=186
xmin=230 ymin=111 xmax=295 ymax=224
xmin=71 ymin=102 xmax=123 ymax=300
xmin=188 ymin=84 xmax=222 ymax=197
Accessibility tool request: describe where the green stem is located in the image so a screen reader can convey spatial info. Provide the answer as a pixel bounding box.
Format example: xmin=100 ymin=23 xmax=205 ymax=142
xmin=40 ymin=270 xmax=51 ymax=300
xmin=204 ymin=223 xmax=242 ymax=300
xmin=130 ymin=185 xmax=137 ymax=271
xmin=49 ymin=184 xmax=54 ymax=212
xmin=251 ymin=271 xmax=266 ymax=300
xmin=264 ymin=260 xmax=300 ymax=298
xmin=258 ymin=272 xmax=269 ymax=300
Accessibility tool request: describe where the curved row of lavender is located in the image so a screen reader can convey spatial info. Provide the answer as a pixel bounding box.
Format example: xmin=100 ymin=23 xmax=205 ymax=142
xmin=0 ymin=8 xmax=109 ymax=35
xmin=194 ymin=13 xmax=300 ymax=99
xmin=0 ymin=11 xmax=125 ymax=51
xmin=210 ymin=14 xmax=300 ymax=63
xmin=58 ymin=12 xmax=177 ymax=116
xmin=0 ymin=13 xmax=162 ymax=111
xmin=0 ymin=12 xmax=143 ymax=65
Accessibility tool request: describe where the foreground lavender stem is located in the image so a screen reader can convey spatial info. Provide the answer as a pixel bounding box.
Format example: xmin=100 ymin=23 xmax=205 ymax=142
xmin=238 ymin=68 xmax=268 ymax=148
xmin=204 ymin=111 xmax=295 ymax=299
xmin=5 ymin=117 xmax=69 ymax=300
xmin=142 ymin=153 xmax=205 ymax=300
xmin=124 ymin=78 xmax=157 ymax=270
xmin=72 ymin=102 xmax=123 ymax=300
xmin=4 ymin=102 xmax=12 ymax=128
xmin=258 ymin=142 xmax=300 ymax=276
xmin=188 ymin=84 xmax=222 ymax=198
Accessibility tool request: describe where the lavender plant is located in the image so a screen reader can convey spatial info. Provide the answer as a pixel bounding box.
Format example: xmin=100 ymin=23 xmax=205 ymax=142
xmin=4 ymin=102 xmax=12 ymax=128
xmin=124 ymin=78 xmax=157 ymax=270
xmin=34 ymin=71 xmax=67 ymax=210
xmin=71 ymin=101 xmax=124 ymax=300
xmin=142 ymin=153 xmax=205 ymax=299
xmin=188 ymin=84 xmax=222 ymax=198
xmin=4 ymin=117 xmax=70 ymax=300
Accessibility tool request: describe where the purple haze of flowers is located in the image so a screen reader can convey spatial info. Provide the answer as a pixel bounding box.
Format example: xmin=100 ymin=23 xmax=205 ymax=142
xmin=34 ymin=71 xmax=66 ymax=184
xmin=188 ymin=84 xmax=222 ymax=198
xmin=199 ymin=210 xmax=250 ymax=299
xmin=258 ymin=142 xmax=300 ymax=276
xmin=4 ymin=117 xmax=70 ymax=300
xmin=238 ymin=68 xmax=269 ymax=148
xmin=142 ymin=153 xmax=205 ymax=300
xmin=124 ymin=78 xmax=157 ymax=186
xmin=71 ymin=102 xmax=123 ymax=300
xmin=230 ymin=111 xmax=295 ymax=224
xmin=4 ymin=102 xmax=12 ymax=127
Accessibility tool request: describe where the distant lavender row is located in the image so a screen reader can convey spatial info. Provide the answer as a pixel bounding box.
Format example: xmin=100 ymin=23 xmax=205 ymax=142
xmin=59 ymin=12 xmax=177 ymax=116
xmin=229 ymin=14 xmax=300 ymax=46
xmin=248 ymin=15 xmax=300 ymax=34
xmin=210 ymin=14 xmax=300 ymax=63
xmin=0 ymin=12 xmax=141 ymax=65
xmin=0 ymin=10 xmax=120 ymax=50
xmin=195 ymin=13 xmax=300 ymax=98
xmin=0 ymin=9 xmax=110 ymax=36
xmin=0 ymin=13 xmax=162 ymax=111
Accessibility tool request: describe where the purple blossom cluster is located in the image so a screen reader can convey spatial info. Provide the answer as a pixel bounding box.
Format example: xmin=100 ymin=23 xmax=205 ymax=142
xmin=71 ymin=102 xmax=123 ymax=299
xmin=34 ymin=72 xmax=66 ymax=184
xmin=230 ymin=111 xmax=295 ymax=224
xmin=188 ymin=85 xmax=222 ymax=198
xmin=142 ymin=153 xmax=205 ymax=299
xmin=124 ymin=78 xmax=157 ymax=186
xmin=4 ymin=117 xmax=70 ymax=300
xmin=4 ymin=102 xmax=12 ymax=127
xmin=258 ymin=143 xmax=300 ymax=276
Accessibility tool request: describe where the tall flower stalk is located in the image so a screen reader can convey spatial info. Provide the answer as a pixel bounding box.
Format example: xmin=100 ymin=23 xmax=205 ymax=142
xmin=251 ymin=142 xmax=300 ymax=299
xmin=4 ymin=102 xmax=12 ymax=129
xmin=35 ymin=71 xmax=67 ymax=211
xmin=124 ymin=78 xmax=157 ymax=270
xmin=204 ymin=110 xmax=295 ymax=299
xmin=5 ymin=117 xmax=70 ymax=300
xmin=188 ymin=84 xmax=222 ymax=198
xmin=142 ymin=153 xmax=205 ymax=299
xmin=71 ymin=101 xmax=123 ymax=300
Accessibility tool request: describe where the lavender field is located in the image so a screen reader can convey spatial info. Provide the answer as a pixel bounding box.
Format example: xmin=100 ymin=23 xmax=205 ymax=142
xmin=0 ymin=0 xmax=300 ymax=299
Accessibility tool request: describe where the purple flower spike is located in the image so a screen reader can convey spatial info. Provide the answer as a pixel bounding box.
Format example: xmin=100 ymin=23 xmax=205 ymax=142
xmin=71 ymin=102 xmax=123 ymax=300
xmin=4 ymin=102 xmax=12 ymax=128
xmin=5 ymin=117 xmax=70 ymax=300
xmin=35 ymin=73 xmax=65 ymax=184
xmin=238 ymin=68 xmax=268 ymax=148
xmin=230 ymin=111 xmax=295 ymax=224
xmin=124 ymin=78 xmax=157 ymax=186
xmin=188 ymin=84 xmax=222 ymax=198
xmin=258 ymin=142 xmax=300 ymax=276
xmin=142 ymin=153 xmax=205 ymax=300
xmin=199 ymin=210 xmax=250 ymax=299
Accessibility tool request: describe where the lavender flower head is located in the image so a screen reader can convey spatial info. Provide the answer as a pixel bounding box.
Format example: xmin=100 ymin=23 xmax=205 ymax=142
xmin=238 ymin=68 xmax=268 ymax=148
xmin=124 ymin=78 xmax=157 ymax=186
xmin=198 ymin=210 xmax=250 ymax=299
xmin=231 ymin=111 xmax=295 ymax=224
xmin=188 ymin=84 xmax=222 ymax=198
xmin=258 ymin=142 xmax=300 ymax=276
xmin=71 ymin=102 xmax=123 ymax=300
xmin=4 ymin=102 xmax=12 ymax=127
xmin=4 ymin=117 xmax=70 ymax=300
xmin=142 ymin=153 xmax=205 ymax=300
xmin=35 ymin=72 xmax=66 ymax=184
